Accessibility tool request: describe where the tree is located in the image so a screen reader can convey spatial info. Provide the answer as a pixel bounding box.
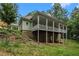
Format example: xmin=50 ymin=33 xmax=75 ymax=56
xmin=27 ymin=10 xmax=38 ymax=16
xmin=47 ymin=3 xmax=69 ymax=22
xmin=53 ymin=3 xmax=62 ymax=19
xmin=0 ymin=3 xmax=18 ymax=25
xmin=67 ymin=7 xmax=79 ymax=39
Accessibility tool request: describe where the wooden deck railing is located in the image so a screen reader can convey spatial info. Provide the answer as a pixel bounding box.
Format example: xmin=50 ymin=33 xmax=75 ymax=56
xmin=32 ymin=24 xmax=67 ymax=33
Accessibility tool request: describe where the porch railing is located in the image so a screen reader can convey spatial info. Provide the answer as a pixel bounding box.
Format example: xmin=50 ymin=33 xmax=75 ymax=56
xmin=32 ymin=24 xmax=67 ymax=33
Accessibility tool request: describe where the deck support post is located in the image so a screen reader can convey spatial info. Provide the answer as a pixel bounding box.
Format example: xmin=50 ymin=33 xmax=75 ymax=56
xmin=52 ymin=21 xmax=54 ymax=43
xmin=58 ymin=23 xmax=61 ymax=43
xmin=66 ymin=26 xmax=67 ymax=41
xmin=37 ymin=15 xmax=39 ymax=43
xmin=46 ymin=19 xmax=48 ymax=44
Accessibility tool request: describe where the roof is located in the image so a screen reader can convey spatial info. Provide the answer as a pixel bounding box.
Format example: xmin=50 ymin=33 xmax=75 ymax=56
xmin=24 ymin=15 xmax=33 ymax=20
xmin=36 ymin=11 xmax=64 ymax=24
xmin=22 ymin=15 xmax=33 ymax=22
xmin=22 ymin=11 xmax=65 ymax=24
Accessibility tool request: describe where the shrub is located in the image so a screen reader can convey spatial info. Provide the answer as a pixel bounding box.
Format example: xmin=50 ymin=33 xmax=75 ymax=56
xmin=13 ymin=41 xmax=20 ymax=48
xmin=0 ymin=40 xmax=11 ymax=48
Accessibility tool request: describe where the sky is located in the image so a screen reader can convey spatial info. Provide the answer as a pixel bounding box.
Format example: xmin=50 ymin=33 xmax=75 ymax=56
xmin=17 ymin=3 xmax=79 ymax=16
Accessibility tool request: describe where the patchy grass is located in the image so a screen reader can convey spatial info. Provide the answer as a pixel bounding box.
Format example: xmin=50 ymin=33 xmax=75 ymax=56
xmin=0 ymin=39 xmax=79 ymax=56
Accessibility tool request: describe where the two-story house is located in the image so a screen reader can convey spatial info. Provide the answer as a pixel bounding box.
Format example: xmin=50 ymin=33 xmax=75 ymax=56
xmin=19 ymin=11 xmax=67 ymax=43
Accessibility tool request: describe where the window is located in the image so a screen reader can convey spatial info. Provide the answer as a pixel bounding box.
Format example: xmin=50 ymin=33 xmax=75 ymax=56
xmin=26 ymin=22 xmax=28 ymax=25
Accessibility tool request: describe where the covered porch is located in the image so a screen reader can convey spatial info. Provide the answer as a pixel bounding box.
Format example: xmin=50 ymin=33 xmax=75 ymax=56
xmin=32 ymin=12 xmax=67 ymax=43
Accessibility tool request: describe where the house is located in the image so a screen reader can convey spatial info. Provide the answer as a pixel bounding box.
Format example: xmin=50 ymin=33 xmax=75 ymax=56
xmin=19 ymin=11 xmax=67 ymax=43
xmin=10 ymin=23 xmax=19 ymax=30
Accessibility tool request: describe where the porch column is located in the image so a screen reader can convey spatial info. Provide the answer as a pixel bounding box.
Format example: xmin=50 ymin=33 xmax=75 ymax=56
xmin=46 ymin=19 xmax=48 ymax=43
xmin=63 ymin=25 xmax=64 ymax=44
xmin=58 ymin=23 xmax=61 ymax=43
xmin=37 ymin=15 xmax=39 ymax=43
xmin=66 ymin=26 xmax=67 ymax=41
xmin=52 ymin=21 xmax=54 ymax=43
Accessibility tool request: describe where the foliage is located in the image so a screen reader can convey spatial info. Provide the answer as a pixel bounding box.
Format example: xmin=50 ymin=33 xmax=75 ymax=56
xmin=27 ymin=10 xmax=38 ymax=16
xmin=47 ymin=3 xmax=69 ymax=23
xmin=0 ymin=39 xmax=79 ymax=56
xmin=0 ymin=28 xmax=21 ymax=40
xmin=0 ymin=40 xmax=21 ymax=55
xmin=0 ymin=3 xmax=18 ymax=25
xmin=0 ymin=40 xmax=11 ymax=48
xmin=67 ymin=7 xmax=79 ymax=39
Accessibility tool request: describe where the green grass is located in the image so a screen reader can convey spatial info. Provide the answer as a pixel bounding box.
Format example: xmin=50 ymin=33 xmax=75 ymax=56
xmin=0 ymin=39 xmax=79 ymax=56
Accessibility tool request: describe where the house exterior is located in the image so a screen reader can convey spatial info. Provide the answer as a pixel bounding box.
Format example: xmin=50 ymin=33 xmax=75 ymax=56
xmin=19 ymin=15 xmax=32 ymax=31
xmin=10 ymin=23 xmax=19 ymax=30
xmin=19 ymin=11 xmax=67 ymax=43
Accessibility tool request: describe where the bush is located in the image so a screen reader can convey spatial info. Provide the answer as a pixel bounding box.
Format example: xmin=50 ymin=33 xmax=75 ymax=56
xmin=0 ymin=28 xmax=22 ymax=40
xmin=0 ymin=40 xmax=11 ymax=48
xmin=13 ymin=41 xmax=20 ymax=48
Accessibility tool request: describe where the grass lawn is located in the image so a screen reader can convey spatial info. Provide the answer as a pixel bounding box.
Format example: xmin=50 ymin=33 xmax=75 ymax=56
xmin=0 ymin=39 xmax=79 ymax=56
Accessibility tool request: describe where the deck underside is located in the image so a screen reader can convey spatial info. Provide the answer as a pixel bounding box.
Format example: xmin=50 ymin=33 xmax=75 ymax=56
xmin=33 ymin=30 xmax=65 ymax=43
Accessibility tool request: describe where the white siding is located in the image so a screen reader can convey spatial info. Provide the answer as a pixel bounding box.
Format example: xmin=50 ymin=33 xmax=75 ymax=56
xmin=22 ymin=20 xmax=32 ymax=30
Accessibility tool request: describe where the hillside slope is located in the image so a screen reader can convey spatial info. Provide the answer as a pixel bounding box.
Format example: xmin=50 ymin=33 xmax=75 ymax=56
xmin=0 ymin=39 xmax=79 ymax=56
